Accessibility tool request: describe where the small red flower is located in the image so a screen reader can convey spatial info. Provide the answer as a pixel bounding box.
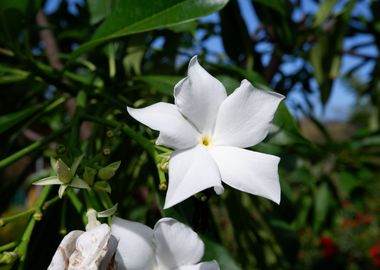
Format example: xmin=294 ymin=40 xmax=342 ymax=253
xmin=320 ymin=236 xmax=337 ymax=259
xmin=369 ymin=245 xmax=380 ymax=266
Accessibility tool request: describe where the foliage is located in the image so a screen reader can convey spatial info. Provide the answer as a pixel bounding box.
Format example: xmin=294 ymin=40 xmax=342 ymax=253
xmin=0 ymin=0 xmax=379 ymax=269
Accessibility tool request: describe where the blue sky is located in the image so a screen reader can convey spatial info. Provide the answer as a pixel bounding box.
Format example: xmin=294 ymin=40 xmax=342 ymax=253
xmin=45 ymin=0 xmax=378 ymax=122
xmin=198 ymin=0 xmax=378 ymax=122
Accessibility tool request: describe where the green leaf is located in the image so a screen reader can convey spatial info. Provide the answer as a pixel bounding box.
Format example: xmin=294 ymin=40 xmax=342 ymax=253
xmin=313 ymin=182 xmax=331 ymax=232
xmin=313 ymin=0 xmax=338 ymax=27
xmin=135 ymin=75 xmax=182 ymax=95
xmin=71 ymin=0 xmax=228 ymax=59
xmin=202 ymin=237 xmax=242 ymax=270
xmin=0 ymin=104 xmax=42 ymax=134
xmin=252 ymin=0 xmax=286 ymax=17
xmin=87 ymin=0 xmax=117 ymax=25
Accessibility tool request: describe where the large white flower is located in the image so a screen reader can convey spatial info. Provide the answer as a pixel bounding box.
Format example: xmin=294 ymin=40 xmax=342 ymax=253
xmin=128 ymin=56 xmax=284 ymax=209
xmin=111 ymin=217 xmax=219 ymax=270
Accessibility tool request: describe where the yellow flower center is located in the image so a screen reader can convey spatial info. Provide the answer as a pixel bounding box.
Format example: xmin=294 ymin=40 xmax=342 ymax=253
xmin=201 ymin=135 xmax=212 ymax=147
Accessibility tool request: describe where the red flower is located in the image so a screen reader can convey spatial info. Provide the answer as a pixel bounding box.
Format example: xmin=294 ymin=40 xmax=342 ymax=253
xmin=320 ymin=236 xmax=337 ymax=259
xmin=369 ymin=245 xmax=380 ymax=266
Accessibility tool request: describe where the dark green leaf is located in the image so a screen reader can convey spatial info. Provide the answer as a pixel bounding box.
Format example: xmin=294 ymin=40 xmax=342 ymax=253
xmin=135 ymin=75 xmax=182 ymax=96
xmin=0 ymin=104 xmax=42 ymax=134
xmin=313 ymin=182 xmax=331 ymax=232
xmin=202 ymin=237 xmax=242 ymax=270
xmin=71 ymin=0 xmax=228 ymax=59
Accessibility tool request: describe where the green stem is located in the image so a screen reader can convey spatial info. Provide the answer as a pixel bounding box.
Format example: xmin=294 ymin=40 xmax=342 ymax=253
xmin=0 ymin=209 xmax=35 ymax=228
xmin=66 ymin=189 xmax=86 ymax=224
xmin=15 ymin=186 xmax=52 ymax=268
xmin=42 ymin=196 xmax=60 ymax=210
xmin=96 ymin=191 xmax=114 ymax=209
xmin=0 ymin=126 xmax=70 ymax=169
xmin=0 ymin=242 xmax=17 ymax=253
xmin=82 ymin=114 xmax=155 ymax=158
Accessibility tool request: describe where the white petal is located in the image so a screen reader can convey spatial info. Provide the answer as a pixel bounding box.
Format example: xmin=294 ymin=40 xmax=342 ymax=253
xmin=154 ymin=218 xmax=204 ymax=269
xmin=48 ymin=231 xmax=83 ymax=270
xmin=68 ymin=224 xmax=111 ymax=269
xmin=70 ymin=176 xmax=90 ymax=190
xmin=209 ymin=146 xmax=281 ymax=204
xmin=177 ymin=261 xmax=220 ymax=270
xmin=33 ymin=176 xmax=61 ymax=186
xmin=111 ymin=217 xmax=155 ymax=270
xmin=164 ymin=145 xmax=223 ymax=209
xmin=58 ymin=184 xmax=68 ymax=199
xmin=213 ymin=80 xmax=284 ymax=148
xmin=174 ymin=56 xmax=227 ymax=134
xmin=98 ymin=235 xmax=118 ymax=270
xmin=127 ymin=102 xmax=199 ymax=149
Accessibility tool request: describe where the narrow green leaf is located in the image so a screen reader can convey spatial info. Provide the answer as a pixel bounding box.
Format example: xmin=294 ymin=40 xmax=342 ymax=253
xmin=252 ymin=0 xmax=286 ymax=16
xmin=135 ymin=75 xmax=182 ymax=96
xmin=0 ymin=104 xmax=42 ymax=134
xmin=71 ymin=0 xmax=228 ymax=59
xmin=313 ymin=0 xmax=338 ymax=27
xmin=313 ymin=182 xmax=331 ymax=232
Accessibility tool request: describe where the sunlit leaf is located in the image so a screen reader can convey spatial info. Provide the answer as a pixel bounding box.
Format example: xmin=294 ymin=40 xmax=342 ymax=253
xmin=71 ymin=0 xmax=228 ymax=59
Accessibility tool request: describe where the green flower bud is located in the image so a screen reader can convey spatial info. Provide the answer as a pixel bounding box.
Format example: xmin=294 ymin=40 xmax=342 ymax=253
xmin=83 ymin=166 xmax=97 ymax=186
xmin=98 ymin=161 xmax=121 ymax=181
xmin=103 ymin=148 xmax=111 ymax=156
xmin=106 ymin=130 xmax=114 ymax=138
xmin=93 ymin=181 xmax=111 ymax=193
xmin=56 ymin=159 xmax=72 ymax=184
xmin=56 ymin=144 xmax=66 ymax=155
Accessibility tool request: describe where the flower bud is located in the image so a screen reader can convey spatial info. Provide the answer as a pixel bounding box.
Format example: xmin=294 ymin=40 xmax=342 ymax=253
xmin=98 ymin=161 xmax=121 ymax=181
xmin=83 ymin=166 xmax=97 ymax=186
xmin=56 ymin=159 xmax=72 ymax=184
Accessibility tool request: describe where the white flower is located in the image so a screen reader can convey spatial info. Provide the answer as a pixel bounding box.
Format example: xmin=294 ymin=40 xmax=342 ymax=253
xmin=127 ymin=56 xmax=285 ymax=208
xmin=111 ymin=217 xmax=219 ymax=270
xmin=48 ymin=209 xmax=118 ymax=270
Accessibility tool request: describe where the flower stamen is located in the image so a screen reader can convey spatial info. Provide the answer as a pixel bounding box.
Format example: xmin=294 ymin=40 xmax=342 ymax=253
xmin=201 ymin=136 xmax=211 ymax=147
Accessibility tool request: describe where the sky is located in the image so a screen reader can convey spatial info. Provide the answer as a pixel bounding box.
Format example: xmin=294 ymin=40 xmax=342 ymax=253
xmin=44 ymin=0 xmax=379 ymax=122
xmin=198 ymin=0 xmax=378 ymax=122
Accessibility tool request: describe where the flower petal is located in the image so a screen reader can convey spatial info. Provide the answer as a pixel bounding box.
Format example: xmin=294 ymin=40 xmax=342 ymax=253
xmin=154 ymin=218 xmax=204 ymax=269
xmin=69 ymin=224 xmax=112 ymax=269
xmin=174 ymin=56 xmax=227 ymax=134
xmin=127 ymin=102 xmax=199 ymax=149
xmin=48 ymin=230 xmax=83 ymax=270
xmin=111 ymin=217 xmax=155 ymax=270
xmin=33 ymin=176 xmax=61 ymax=186
xmin=70 ymin=176 xmax=90 ymax=190
xmin=209 ymin=146 xmax=281 ymax=204
xmin=213 ymin=80 xmax=284 ymax=148
xmin=164 ymin=145 xmax=223 ymax=209
xmin=176 ymin=261 xmax=220 ymax=270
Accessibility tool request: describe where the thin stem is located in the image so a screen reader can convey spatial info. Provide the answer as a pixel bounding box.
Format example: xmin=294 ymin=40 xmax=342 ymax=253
xmin=0 ymin=209 xmax=35 ymax=228
xmin=96 ymin=191 xmax=114 ymax=209
xmin=15 ymin=186 xmax=52 ymax=268
xmin=66 ymin=189 xmax=86 ymax=224
xmin=0 ymin=126 xmax=70 ymax=169
xmin=42 ymin=195 xmax=60 ymax=210
xmin=0 ymin=242 xmax=17 ymax=253
xmin=82 ymin=114 xmax=155 ymax=158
